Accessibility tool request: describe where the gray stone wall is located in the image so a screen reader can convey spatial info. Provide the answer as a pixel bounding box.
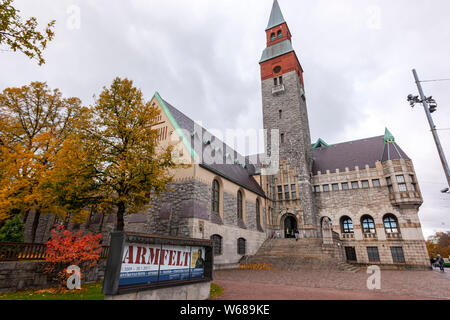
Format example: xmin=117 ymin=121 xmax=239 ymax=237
xmin=262 ymin=70 xmax=318 ymax=234
xmin=0 ymin=260 xmax=106 ymax=293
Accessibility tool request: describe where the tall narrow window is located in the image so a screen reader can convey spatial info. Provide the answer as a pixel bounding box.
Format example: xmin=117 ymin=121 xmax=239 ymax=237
xmin=284 ymin=185 xmax=290 ymax=200
xmin=212 ymin=180 xmax=220 ymax=214
xmin=391 ymin=247 xmax=405 ymax=263
xmin=237 ymin=190 xmax=243 ymax=220
xmin=341 ymin=216 xmax=354 ymax=233
xmin=280 ymin=133 xmax=285 ymax=144
xmin=278 ymin=186 xmax=283 ymax=200
xmin=256 ymin=199 xmax=261 ymax=228
xmin=211 ymin=235 xmax=222 ymax=256
xmin=279 ymin=110 xmax=282 ymax=119
xmin=367 ymin=247 xmax=380 ymax=262
xmin=279 ymin=76 xmax=283 ymax=85
xmin=270 ymin=33 xmax=276 ymax=41
xmin=237 ymin=238 xmax=246 ymax=255
xmin=274 ymin=78 xmax=278 ymax=86
xmin=277 ymin=30 xmax=282 ymax=38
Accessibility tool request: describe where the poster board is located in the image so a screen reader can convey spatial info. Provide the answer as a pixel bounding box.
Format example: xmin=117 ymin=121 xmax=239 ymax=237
xmin=102 ymin=232 xmax=213 ymax=295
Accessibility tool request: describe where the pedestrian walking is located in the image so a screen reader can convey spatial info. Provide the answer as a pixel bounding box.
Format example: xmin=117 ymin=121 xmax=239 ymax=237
xmin=437 ymin=254 xmax=445 ymax=272
xmin=430 ymin=257 xmax=435 ymax=269
xmin=294 ymin=228 xmax=299 ymax=241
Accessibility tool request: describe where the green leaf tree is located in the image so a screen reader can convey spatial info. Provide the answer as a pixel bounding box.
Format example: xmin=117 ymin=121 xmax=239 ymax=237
xmin=0 ymin=0 xmax=55 ymax=65
xmin=0 ymin=216 xmax=24 ymax=242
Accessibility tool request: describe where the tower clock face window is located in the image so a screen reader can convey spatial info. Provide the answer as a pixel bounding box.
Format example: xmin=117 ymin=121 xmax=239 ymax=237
xmin=273 ymin=66 xmax=282 ymax=74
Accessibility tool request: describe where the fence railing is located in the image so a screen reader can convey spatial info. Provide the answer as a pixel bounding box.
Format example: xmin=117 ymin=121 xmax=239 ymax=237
xmin=0 ymin=242 xmax=110 ymax=262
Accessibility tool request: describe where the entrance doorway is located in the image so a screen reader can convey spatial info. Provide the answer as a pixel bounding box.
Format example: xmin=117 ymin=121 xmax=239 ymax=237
xmin=283 ymin=215 xmax=298 ymax=238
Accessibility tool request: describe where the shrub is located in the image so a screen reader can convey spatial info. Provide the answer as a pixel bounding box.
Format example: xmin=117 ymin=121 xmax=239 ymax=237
xmin=44 ymin=225 xmax=102 ymax=288
xmin=0 ymin=216 xmax=24 ymax=243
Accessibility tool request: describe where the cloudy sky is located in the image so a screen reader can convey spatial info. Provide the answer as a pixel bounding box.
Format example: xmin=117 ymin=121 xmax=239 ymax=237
xmin=1 ymin=0 xmax=449 ymax=238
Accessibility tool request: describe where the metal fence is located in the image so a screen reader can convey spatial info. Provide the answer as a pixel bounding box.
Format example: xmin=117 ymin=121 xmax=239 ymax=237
xmin=0 ymin=242 xmax=110 ymax=262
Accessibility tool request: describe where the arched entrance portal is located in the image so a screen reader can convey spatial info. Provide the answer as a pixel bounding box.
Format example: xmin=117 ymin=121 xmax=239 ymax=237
xmin=283 ymin=214 xmax=298 ymax=238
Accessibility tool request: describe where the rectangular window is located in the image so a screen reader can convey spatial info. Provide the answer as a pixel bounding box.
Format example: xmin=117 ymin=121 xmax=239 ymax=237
xmin=279 ymin=76 xmax=283 ymax=85
xmin=278 ymin=186 xmax=283 ymax=200
xmin=291 ymin=184 xmax=296 ymax=191
xmin=391 ymin=247 xmax=406 ymax=263
xmin=398 ymin=183 xmax=407 ymax=192
xmin=342 ymin=182 xmax=349 ymax=190
xmin=280 ymin=133 xmax=285 ymax=144
xmin=388 ymin=185 xmax=394 ymax=193
xmin=396 ymin=175 xmax=405 ymax=183
xmin=284 ymin=185 xmax=290 ymax=200
xmin=367 ymin=247 xmax=380 ymax=262
xmin=314 ymin=186 xmax=321 ymax=193
xmin=386 ymin=177 xmax=392 ymax=185
xmin=372 ymin=179 xmax=380 ymax=187
xmin=323 ymin=185 xmax=330 ymax=192
xmin=291 ymin=191 xmax=297 ymax=199
xmin=274 ymin=78 xmax=278 ymax=86
xmin=332 ymin=184 xmax=339 ymax=191
xmin=411 ymin=183 xmax=417 ymax=192
xmin=351 ymin=181 xmax=359 ymax=189
xmin=409 ymin=175 xmax=415 ymax=183
xmin=362 ymin=180 xmax=369 ymax=188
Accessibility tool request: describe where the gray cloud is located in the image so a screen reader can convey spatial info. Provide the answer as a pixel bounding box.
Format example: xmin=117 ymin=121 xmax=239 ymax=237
xmin=1 ymin=0 xmax=449 ymax=238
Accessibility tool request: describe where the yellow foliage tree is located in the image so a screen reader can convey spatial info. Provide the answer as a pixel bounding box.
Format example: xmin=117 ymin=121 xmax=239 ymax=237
xmin=0 ymin=82 xmax=81 ymax=242
xmin=49 ymin=78 xmax=177 ymax=231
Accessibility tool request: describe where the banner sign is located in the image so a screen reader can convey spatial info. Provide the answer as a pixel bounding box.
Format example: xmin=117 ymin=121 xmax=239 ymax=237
xmin=102 ymin=232 xmax=213 ymax=295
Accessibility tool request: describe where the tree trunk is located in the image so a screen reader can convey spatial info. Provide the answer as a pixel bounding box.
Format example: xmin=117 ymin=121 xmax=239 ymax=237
xmin=116 ymin=202 xmax=125 ymax=231
xmin=31 ymin=209 xmax=41 ymax=243
xmin=21 ymin=209 xmax=29 ymax=224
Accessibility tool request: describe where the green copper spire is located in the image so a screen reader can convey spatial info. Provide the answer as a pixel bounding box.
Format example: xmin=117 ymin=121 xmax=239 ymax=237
xmin=384 ymin=128 xmax=395 ymax=144
xmin=313 ymin=138 xmax=329 ymax=150
xmin=266 ymin=0 xmax=286 ymax=30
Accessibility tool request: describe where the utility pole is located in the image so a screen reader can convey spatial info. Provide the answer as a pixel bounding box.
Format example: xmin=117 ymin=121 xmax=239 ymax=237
xmin=409 ymin=69 xmax=450 ymax=190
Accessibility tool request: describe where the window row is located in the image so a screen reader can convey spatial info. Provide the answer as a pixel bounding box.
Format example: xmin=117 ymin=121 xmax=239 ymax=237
xmin=386 ymin=174 xmax=417 ymax=193
xmin=212 ymin=180 xmax=262 ymax=229
xmin=210 ymin=235 xmax=246 ymax=256
xmin=345 ymin=246 xmax=405 ymax=263
xmin=340 ymin=214 xmax=400 ymax=234
xmin=314 ymin=179 xmax=381 ymax=193
xmin=276 ymin=184 xmax=297 ymax=201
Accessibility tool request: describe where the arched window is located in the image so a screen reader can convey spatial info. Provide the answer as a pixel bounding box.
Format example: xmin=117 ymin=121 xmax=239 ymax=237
xmin=341 ymin=216 xmax=354 ymax=233
xmin=256 ymin=199 xmax=261 ymax=228
xmin=212 ymin=180 xmax=220 ymax=214
xmin=270 ymin=33 xmax=276 ymax=41
xmin=277 ymin=30 xmax=282 ymax=38
xmin=237 ymin=238 xmax=246 ymax=255
xmin=210 ymin=234 xmax=222 ymax=256
xmin=237 ymin=190 xmax=243 ymax=220
xmin=361 ymin=215 xmax=376 ymax=234
xmin=384 ymin=214 xmax=399 ymax=233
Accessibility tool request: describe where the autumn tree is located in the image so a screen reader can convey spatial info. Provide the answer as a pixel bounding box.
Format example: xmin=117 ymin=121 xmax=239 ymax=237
xmin=0 ymin=0 xmax=55 ymax=65
xmin=0 ymin=82 xmax=82 ymax=242
xmin=72 ymin=77 xmax=177 ymax=231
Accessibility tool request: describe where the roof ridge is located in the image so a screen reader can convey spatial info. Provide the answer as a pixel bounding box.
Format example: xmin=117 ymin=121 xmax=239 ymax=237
xmin=317 ymin=135 xmax=384 ymax=148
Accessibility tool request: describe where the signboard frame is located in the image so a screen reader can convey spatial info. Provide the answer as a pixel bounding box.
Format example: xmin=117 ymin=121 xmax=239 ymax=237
xmin=102 ymin=232 xmax=214 ymax=295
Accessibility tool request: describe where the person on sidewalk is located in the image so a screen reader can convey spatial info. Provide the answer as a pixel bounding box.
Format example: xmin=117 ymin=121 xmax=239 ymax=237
xmin=294 ymin=229 xmax=299 ymax=241
xmin=437 ymin=254 xmax=445 ymax=272
xmin=430 ymin=257 xmax=435 ymax=269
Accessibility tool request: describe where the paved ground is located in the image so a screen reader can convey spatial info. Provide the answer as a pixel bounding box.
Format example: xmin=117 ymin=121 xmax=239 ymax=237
xmin=212 ymin=268 xmax=450 ymax=300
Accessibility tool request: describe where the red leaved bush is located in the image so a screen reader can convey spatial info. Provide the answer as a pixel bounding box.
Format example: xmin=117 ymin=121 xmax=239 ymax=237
xmin=44 ymin=225 xmax=102 ymax=287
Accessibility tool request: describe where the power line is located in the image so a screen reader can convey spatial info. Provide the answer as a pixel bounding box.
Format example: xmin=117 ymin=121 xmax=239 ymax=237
xmin=420 ymin=78 xmax=450 ymax=83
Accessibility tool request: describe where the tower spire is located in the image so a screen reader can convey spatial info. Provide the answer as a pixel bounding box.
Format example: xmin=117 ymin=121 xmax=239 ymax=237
xmin=266 ymin=0 xmax=286 ymax=30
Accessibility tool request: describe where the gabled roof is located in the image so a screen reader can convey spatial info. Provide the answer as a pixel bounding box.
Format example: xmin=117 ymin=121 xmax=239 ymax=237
xmin=312 ymin=135 xmax=410 ymax=175
xmin=313 ymin=138 xmax=329 ymax=150
xmin=155 ymin=93 xmax=266 ymax=197
xmin=266 ymin=0 xmax=286 ymax=30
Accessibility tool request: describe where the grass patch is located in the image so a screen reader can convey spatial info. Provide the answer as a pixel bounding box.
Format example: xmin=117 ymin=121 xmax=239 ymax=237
xmin=0 ymin=282 xmax=104 ymax=300
xmin=210 ymin=283 xmax=224 ymax=299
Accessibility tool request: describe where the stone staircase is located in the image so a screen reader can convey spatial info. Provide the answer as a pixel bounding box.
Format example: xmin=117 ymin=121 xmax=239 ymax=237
xmin=242 ymin=238 xmax=360 ymax=273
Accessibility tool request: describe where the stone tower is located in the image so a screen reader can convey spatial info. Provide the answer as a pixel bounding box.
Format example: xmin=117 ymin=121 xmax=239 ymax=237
xmin=260 ymin=0 xmax=318 ymax=237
